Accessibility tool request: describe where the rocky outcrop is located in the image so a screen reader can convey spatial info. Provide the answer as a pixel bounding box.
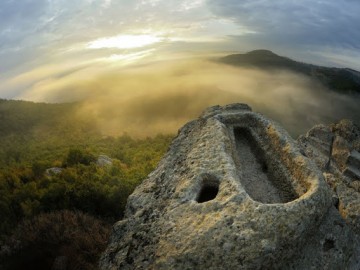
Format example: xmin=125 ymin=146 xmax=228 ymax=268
xmin=100 ymin=104 xmax=360 ymax=269
xmin=298 ymin=119 xmax=360 ymax=235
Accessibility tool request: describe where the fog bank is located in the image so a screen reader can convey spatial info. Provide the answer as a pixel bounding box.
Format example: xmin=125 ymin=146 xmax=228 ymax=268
xmin=19 ymin=59 xmax=360 ymax=137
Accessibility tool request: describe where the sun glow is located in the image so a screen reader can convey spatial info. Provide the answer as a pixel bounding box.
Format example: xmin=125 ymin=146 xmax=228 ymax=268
xmin=102 ymin=49 xmax=156 ymax=64
xmin=87 ymin=34 xmax=163 ymax=49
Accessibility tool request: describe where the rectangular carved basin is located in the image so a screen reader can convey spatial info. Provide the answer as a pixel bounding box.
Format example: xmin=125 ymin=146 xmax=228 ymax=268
xmin=233 ymin=127 xmax=300 ymax=203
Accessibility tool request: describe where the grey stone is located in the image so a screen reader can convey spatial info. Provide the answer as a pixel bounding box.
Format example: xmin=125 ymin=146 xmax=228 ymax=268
xmin=344 ymin=150 xmax=360 ymax=180
xmin=45 ymin=167 xmax=63 ymax=176
xmin=97 ymin=155 xmax=113 ymax=167
xmin=298 ymin=119 xmax=360 ymax=236
xmin=100 ymin=104 xmax=360 ymax=270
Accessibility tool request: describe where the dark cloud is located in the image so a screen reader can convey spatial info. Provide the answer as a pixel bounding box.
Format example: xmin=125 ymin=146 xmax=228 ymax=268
xmin=207 ymin=0 xmax=360 ymax=49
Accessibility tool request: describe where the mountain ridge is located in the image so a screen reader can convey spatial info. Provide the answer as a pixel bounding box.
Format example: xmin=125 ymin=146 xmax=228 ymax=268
xmin=219 ymin=50 xmax=360 ymax=95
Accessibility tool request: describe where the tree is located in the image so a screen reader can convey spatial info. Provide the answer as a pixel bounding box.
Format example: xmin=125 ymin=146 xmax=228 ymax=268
xmin=64 ymin=149 xmax=95 ymax=166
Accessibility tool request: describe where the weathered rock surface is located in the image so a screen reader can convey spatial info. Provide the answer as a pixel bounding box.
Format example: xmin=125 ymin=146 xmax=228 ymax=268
xmin=298 ymin=119 xmax=360 ymax=235
xmin=100 ymin=104 xmax=360 ymax=270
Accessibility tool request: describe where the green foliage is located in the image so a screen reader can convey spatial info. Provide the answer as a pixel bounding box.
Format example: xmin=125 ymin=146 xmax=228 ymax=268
xmin=0 ymin=99 xmax=173 ymax=239
xmin=0 ymin=99 xmax=173 ymax=269
xmin=0 ymin=134 xmax=172 ymax=237
xmin=64 ymin=148 xmax=96 ymax=166
xmin=0 ymin=99 xmax=98 ymax=168
xmin=32 ymin=161 xmax=49 ymax=178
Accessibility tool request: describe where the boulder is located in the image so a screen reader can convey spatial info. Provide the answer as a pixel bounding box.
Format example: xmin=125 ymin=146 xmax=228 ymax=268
xmin=298 ymin=119 xmax=360 ymax=235
xmin=45 ymin=167 xmax=63 ymax=176
xmin=100 ymin=104 xmax=360 ymax=269
xmin=97 ymin=155 xmax=113 ymax=167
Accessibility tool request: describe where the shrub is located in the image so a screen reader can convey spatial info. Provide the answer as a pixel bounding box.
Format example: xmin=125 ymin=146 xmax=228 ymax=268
xmin=65 ymin=149 xmax=96 ymax=166
xmin=1 ymin=210 xmax=111 ymax=270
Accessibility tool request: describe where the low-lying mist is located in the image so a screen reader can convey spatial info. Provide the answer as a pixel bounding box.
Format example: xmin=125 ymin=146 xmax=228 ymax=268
xmin=21 ymin=59 xmax=360 ymax=138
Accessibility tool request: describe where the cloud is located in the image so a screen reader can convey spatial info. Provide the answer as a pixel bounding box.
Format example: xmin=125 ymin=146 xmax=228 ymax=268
xmin=207 ymin=0 xmax=360 ymax=49
xmin=0 ymin=0 xmax=48 ymax=46
xmin=1 ymin=0 xmax=360 ymax=103
xmin=0 ymin=0 xmax=50 ymax=73
xmin=0 ymin=0 xmax=217 ymax=77
xmin=2 ymin=0 xmax=359 ymax=85
xmin=0 ymin=0 xmax=212 ymax=55
xmin=13 ymin=58 xmax=360 ymax=138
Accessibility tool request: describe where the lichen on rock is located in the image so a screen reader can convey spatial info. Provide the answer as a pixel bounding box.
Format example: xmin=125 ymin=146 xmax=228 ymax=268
xmin=100 ymin=104 xmax=360 ymax=270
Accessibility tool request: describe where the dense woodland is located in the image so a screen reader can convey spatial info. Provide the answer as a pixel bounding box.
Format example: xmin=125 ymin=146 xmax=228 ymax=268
xmin=0 ymin=99 xmax=173 ymax=269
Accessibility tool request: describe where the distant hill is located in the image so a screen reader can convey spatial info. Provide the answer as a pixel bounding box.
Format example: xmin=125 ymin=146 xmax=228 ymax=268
xmin=0 ymin=99 xmax=100 ymax=167
xmin=0 ymin=99 xmax=83 ymax=136
xmin=219 ymin=50 xmax=360 ymax=95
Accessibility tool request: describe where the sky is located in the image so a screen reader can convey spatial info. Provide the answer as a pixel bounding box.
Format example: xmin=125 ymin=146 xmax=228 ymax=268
xmin=0 ymin=0 xmax=360 ymax=136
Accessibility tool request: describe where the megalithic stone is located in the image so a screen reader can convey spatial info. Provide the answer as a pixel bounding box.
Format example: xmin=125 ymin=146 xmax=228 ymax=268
xmin=100 ymin=104 xmax=360 ymax=270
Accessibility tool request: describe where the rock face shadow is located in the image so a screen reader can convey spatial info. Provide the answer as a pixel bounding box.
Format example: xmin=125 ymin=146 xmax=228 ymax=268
xmin=233 ymin=127 xmax=299 ymax=204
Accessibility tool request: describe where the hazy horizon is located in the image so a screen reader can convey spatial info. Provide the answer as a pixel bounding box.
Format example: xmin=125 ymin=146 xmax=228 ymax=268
xmin=3 ymin=57 xmax=359 ymax=138
xmin=1 ymin=0 xmax=360 ymax=137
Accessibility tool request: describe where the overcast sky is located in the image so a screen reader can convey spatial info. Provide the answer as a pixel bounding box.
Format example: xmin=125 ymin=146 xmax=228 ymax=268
xmin=1 ymin=0 xmax=360 ymax=100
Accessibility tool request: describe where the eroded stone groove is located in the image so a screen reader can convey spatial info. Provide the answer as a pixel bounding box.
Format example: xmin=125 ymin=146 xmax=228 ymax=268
xmin=233 ymin=127 xmax=299 ymax=203
xmin=234 ymin=127 xmax=283 ymax=203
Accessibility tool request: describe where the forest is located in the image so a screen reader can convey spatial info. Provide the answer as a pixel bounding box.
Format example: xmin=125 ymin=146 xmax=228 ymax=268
xmin=0 ymin=99 xmax=173 ymax=269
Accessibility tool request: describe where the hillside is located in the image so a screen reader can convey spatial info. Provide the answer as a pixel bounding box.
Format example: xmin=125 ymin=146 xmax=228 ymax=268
xmin=0 ymin=99 xmax=173 ymax=269
xmin=0 ymin=99 xmax=99 ymax=167
xmin=0 ymin=98 xmax=173 ymax=221
xmin=219 ymin=50 xmax=360 ymax=95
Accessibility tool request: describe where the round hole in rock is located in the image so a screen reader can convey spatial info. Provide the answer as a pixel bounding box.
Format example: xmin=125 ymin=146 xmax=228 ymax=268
xmin=196 ymin=183 xmax=219 ymax=203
